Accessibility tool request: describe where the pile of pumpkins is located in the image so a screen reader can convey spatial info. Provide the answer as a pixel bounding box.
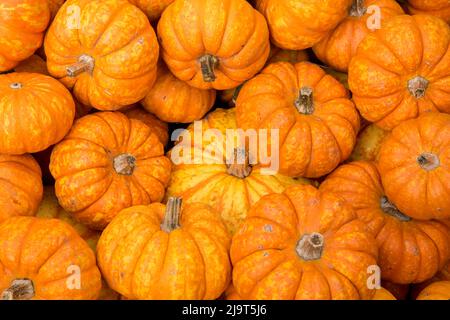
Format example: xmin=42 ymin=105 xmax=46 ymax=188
xmin=0 ymin=0 xmax=450 ymax=300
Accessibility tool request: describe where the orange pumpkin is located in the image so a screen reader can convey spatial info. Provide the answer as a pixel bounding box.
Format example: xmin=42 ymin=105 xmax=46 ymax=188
xmin=122 ymin=107 xmax=169 ymax=146
xmin=157 ymin=0 xmax=270 ymax=90
xmin=371 ymin=288 xmax=397 ymax=300
xmin=236 ymin=61 xmax=360 ymax=178
xmin=231 ymin=184 xmax=378 ymax=300
xmin=97 ymin=198 xmax=231 ymax=299
xmin=127 ymin=0 xmax=175 ymax=21
xmin=320 ymin=161 xmax=450 ymax=284
xmin=14 ymin=55 xmax=48 ymax=74
xmin=48 ymin=0 xmax=65 ymax=19
xmin=0 ymin=0 xmax=50 ymax=72
xmin=45 ymin=0 xmax=159 ymax=111
xmin=0 ymin=216 xmax=101 ymax=300
xmin=406 ymin=1 xmax=450 ymax=24
xmin=313 ymin=0 xmax=404 ymax=72
xmin=255 ymin=0 xmax=353 ymax=50
xmin=381 ymin=280 xmax=410 ymax=300
xmin=50 ymin=111 xmax=172 ymax=230
xmin=349 ymin=124 xmax=390 ymax=162
xmin=378 ymin=112 xmax=450 ymax=220
xmin=0 ymin=72 xmax=75 ymax=154
xmin=349 ymin=14 xmax=450 ymax=130
xmin=416 ymin=281 xmax=450 ymax=300
xmin=141 ymin=64 xmax=216 ymax=123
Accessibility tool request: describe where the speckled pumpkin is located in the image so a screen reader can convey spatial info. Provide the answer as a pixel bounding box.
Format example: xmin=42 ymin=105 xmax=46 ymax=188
xmin=0 ymin=216 xmax=102 ymax=300
xmin=97 ymin=198 xmax=231 ymax=300
xmin=406 ymin=0 xmax=450 ymax=24
xmin=416 ymin=281 xmax=450 ymax=300
xmin=44 ymin=0 xmax=159 ymax=110
xmin=50 ymin=111 xmax=172 ymax=230
xmin=231 ymin=184 xmax=378 ymax=300
xmin=127 ymin=0 xmax=175 ymax=21
xmin=349 ymin=14 xmax=450 ymax=130
xmin=349 ymin=124 xmax=390 ymax=162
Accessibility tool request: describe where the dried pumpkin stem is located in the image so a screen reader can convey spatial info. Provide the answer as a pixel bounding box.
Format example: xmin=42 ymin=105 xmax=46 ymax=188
xmin=66 ymin=54 xmax=95 ymax=77
xmin=380 ymin=196 xmax=411 ymax=222
xmin=161 ymin=197 xmax=182 ymax=232
xmin=226 ymin=148 xmax=252 ymax=179
xmin=113 ymin=153 xmax=136 ymax=176
xmin=296 ymin=232 xmax=324 ymax=261
xmin=417 ymin=152 xmax=440 ymax=171
xmin=408 ymin=76 xmax=429 ymax=99
xmin=295 ymin=87 xmax=314 ymax=115
xmin=349 ymin=0 xmax=366 ymax=17
xmin=1 ymin=279 xmax=35 ymax=300
xmin=199 ymin=54 xmax=219 ymax=82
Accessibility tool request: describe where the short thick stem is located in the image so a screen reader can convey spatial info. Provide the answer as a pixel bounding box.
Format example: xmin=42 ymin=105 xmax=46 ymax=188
xmin=66 ymin=54 xmax=95 ymax=77
xmin=349 ymin=0 xmax=366 ymax=17
xmin=380 ymin=196 xmax=411 ymax=222
xmin=295 ymin=87 xmax=314 ymax=115
xmin=408 ymin=76 xmax=429 ymax=99
xmin=1 ymin=279 xmax=35 ymax=300
xmin=226 ymin=148 xmax=252 ymax=179
xmin=417 ymin=152 xmax=440 ymax=171
xmin=161 ymin=197 xmax=182 ymax=232
xmin=113 ymin=153 xmax=136 ymax=176
xmin=199 ymin=54 xmax=219 ymax=82
xmin=296 ymin=232 xmax=324 ymax=261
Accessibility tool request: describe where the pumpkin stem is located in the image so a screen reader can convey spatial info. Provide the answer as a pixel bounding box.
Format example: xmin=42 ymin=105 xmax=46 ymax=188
xmin=113 ymin=153 xmax=136 ymax=176
xmin=296 ymin=232 xmax=324 ymax=261
xmin=161 ymin=197 xmax=182 ymax=232
xmin=66 ymin=54 xmax=95 ymax=77
xmin=417 ymin=152 xmax=440 ymax=171
xmin=226 ymin=148 xmax=252 ymax=179
xmin=349 ymin=0 xmax=366 ymax=17
xmin=295 ymin=87 xmax=314 ymax=115
xmin=407 ymin=76 xmax=429 ymax=99
xmin=9 ymin=82 xmax=23 ymax=90
xmin=1 ymin=279 xmax=35 ymax=300
xmin=380 ymin=196 xmax=411 ymax=222
xmin=199 ymin=54 xmax=219 ymax=83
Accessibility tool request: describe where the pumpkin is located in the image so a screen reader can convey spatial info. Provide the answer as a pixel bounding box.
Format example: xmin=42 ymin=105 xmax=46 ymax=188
xmin=167 ymin=107 xmax=309 ymax=235
xmin=371 ymin=287 xmax=397 ymax=300
xmin=48 ymin=0 xmax=65 ymax=19
xmin=49 ymin=111 xmax=172 ymax=230
xmin=230 ymin=184 xmax=378 ymax=300
xmin=140 ymin=63 xmax=216 ymax=123
xmin=122 ymin=107 xmax=169 ymax=146
xmin=236 ymin=61 xmax=360 ymax=178
xmin=378 ymin=112 xmax=450 ymax=220
xmin=97 ymin=197 xmax=231 ymax=300
xmin=349 ymin=124 xmax=390 ymax=162
xmin=0 ymin=154 xmax=43 ymax=224
xmin=348 ymin=14 xmax=450 ymax=130
xmin=406 ymin=1 xmax=450 ymax=24
xmin=255 ymin=0 xmax=353 ymax=50
xmin=127 ymin=0 xmax=175 ymax=21
xmin=45 ymin=0 xmax=159 ymax=111
xmin=0 ymin=216 xmax=101 ymax=300
xmin=0 ymin=0 xmax=50 ymax=72
xmin=320 ymin=161 xmax=450 ymax=284
xmin=14 ymin=55 xmax=48 ymax=74
xmin=313 ymin=0 xmax=404 ymax=72
xmin=157 ymin=0 xmax=270 ymax=90
xmin=411 ymin=260 xmax=450 ymax=299
xmin=381 ymin=280 xmax=410 ymax=300
xmin=416 ymin=281 xmax=450 ymax=300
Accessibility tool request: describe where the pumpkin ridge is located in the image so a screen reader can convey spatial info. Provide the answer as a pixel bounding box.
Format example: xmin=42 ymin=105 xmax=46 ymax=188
xmin=16 ymin=218 xmax=40 ymax=273
xmin=372 ymin=31 xmax=409 ymax=74
xmin=411 ymin=223 xmax=444 ymax=275
xmin=91 ymin=3 xmax=128 ymax=52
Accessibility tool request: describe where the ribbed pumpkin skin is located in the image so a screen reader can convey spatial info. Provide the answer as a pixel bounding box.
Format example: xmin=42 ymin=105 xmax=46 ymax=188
xmin=127 ymin=0 xmax=175 ymax=21
xmin=236 ymin=61 xmax=360 ymax=178
xmin=157 ymin=0 xmax=270 ymax=90
xmin=231 ymin=184 xmax=378 ymax=300
xmin=416 ymin=281 xmax=450 ymax=300
xmin=320 ymin=161 xmax=450 ymax=284
xmin=0 ymin=154 xmax=43 ymax=224
xmin=313 ymin=0 xmax=404 ymax=72
xmin=0 ymin=73 xmax=75 ymax=154
xmin=349 ymin=124 xmax=390 ymax=162
xmin=378 ymin=113 xmax=450 ymax=220
xmin=349 ymin=14 xmax=450 ymax=130
xmin=50 ymin=112 xmax=172 ymax=230
xmin=0 ymin=216 xmax=102 ymax=300
xmin=97 ymin=203 xmax=231 ymax=300
xmin=371 ymin=288 xmax=397 ymax=300
xmin=45 ymin=0 xmax=159 ymax=111
xmin=122 ymin=107 xmax=169 ymax=146
xmin=406 ymin=0 xmax=450 ymax=24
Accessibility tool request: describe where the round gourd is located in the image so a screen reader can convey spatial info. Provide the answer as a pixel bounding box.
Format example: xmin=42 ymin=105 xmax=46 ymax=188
xmin=127 ymin=0 xmax=175 ymax=21
xmin=122 ymin=107 xmax=169 ymax=146
xmin=406 ymin=1 xmax=450 ymax=24
xmin=416 ymin=281 xmax=450 ymax=300
xmin=349 ymin=124 xmax=390 ymax=162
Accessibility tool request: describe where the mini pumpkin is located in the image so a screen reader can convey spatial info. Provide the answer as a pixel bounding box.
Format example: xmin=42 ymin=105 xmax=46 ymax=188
xmin=127 ymin=0 xmax=175 ymax=21
xmin=349 ymin=124 xmax=390 ymax=162
xmin=416 ymin=281 xmax=450 ymax=300
xmin=406 ymin=0 xmax=450 ymax=24
xmin=371 ymin=287 xmax=397 ymax=300
xmin=122 ymin=107 xmax=169 ymax=146
xmin=50 ymin=111 xmax=172 ymax=230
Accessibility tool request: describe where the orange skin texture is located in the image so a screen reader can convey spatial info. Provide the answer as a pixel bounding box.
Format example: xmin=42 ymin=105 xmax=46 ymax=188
xmin=0 ymin=216 xmax=102 ymax=300
xmin=230 ymin=184 xmax=378 ymax=300
xmin=141 ymin=64 xmax=216 ymax=123
xmin=48 ymin=0 xmax=65 ymax=19
xmin=14 ymin=54 xmax=48 ymax=74
xmin=128 ymin=0 xmax=175 ymax=21
xmin=320 ymin=161 xmax=450 ymax=284
xmin=45 ymin=0 xmax=159 ymax=111
xmin=0 ymin=0 xmax=50 ymax=71
xmin=167 ymin=108 xmax=307 ymax=235
xmin=255 ymin=0 xmax=353 ymax=50
xmin=236 ymin=61 xmax=360 ymax=178
xmin=0 ymin=72 xmax=76 ymax=154
xmin=313 ymin=0 xmax=404 ymax=72
xmin=348 ymin=14 xmax=450 ymax=130
xmin=411 ymin=260 xmax=450 ymax=299
xmin=157 ymin=0 xmax=271 ymax=90
xmin=378 ymin=112 xmax=450 ymax=220
xmin=371 ymin=287 xmax=396 ymax=300
xmin=349 ymin=124 xmax=390 ymax=162
xmin=0 ymin=154 xmax=43 ymax=224
xmin=49 ymin=111 xmax=172 ymax=230
xmin=407 ymin=0 xmax=450 ymax=24
xmin=123 ymin=107 xmax=169 ymax=146
xmin=97 ymin=202 xmax=232 ymax=300
xmin=416 ymin=281 xmax=450 ymax=300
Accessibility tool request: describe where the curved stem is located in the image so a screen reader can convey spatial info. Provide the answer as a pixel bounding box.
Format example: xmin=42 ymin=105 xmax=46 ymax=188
xmin=380 ymin=196 xmax=411 ymax=222
xmin=296 ymin=232 xmax=324 ymax=261
xmin=294 ymin=87 xmax=314 ymax=115
xmin=349 ymin=0 xmax=366 ymax=17
xmin=199 ymin=54 xmax=219 ymax=82
xmin=66 ymin=54 xmax=95 ymax=77
xmin=161 ymin=197 xmax=182 ymax=232
xmin=417 ymin=152 xmax=440 ymax=171
xmin=1 ymin=279 xmax=35 ymax=300
xmin=113 ymin=153 xmax=136 ymax=176
xmin=226 ymin=148 xmax=252 ymax=179
xmin=408 ymin=76 xmax=429 ymax=99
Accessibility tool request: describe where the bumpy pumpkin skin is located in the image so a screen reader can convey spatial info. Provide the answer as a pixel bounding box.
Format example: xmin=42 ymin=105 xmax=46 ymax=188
xmin=406 ymin=0 xmax=450 ymax=24
xmin=371 ymin=287 xmax=396 ymax=300
xmin=50 ymin=111 xmax=172 ymax=230
xmin=141 ymin=64 xmax=216 ymax=123
xmin=122 ymin=107 xmax=169 ymax=146
xmin=0 ymin=154 xmax=43 ymax=224
xmin=416 ymin=281 xmax=450 ymax=300
xmin=0 ymin=72 xmax=75 ymax=154
xmin=97 ymin=201 xmax=231 ymax=300
xmin=313 ymin=0 xmax=404 ymax=72
xmin=378 ymin=113 xmax=450 ymax=220
xmin=157 ymin=0 xmax=270 ymax=90
xmin=45 ymin=0 xmax=159 ymax=111
xmin=349 ymin=14 xmax=450 ymax=130
xmin=255 ymin=0 xmax=353 ymax=50
xmin=320 ymin=161 xmax=450 ymax=284
xmin=0 ymin=216 xmax=101 ymax=300
xmin=349 ymin=124 xmax=390 ymax=162
xmin=127 ymin=0 xmax=175 ymax=21
xmin=231 ymin=184 xmax=378 ymax=300
xmin=236 ymin=61 xmax=360 ymax=178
